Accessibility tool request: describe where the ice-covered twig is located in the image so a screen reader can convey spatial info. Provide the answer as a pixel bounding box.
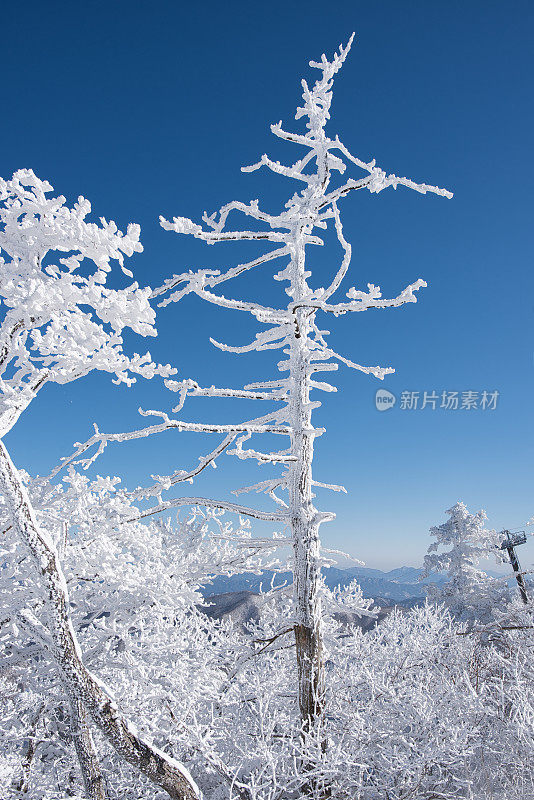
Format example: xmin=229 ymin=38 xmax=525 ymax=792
xmin=47 ymin=413 xmax=294 ymax=478
xmin=210 ymin=325 xmax=290 ymax=355
xmin=313 ymin=345 xmax=393 ymax=380
xmin=242 ymin=154 xmax=314 ymax=184
xmin=312 ymin=480 xmax=347 ymax=493
xmin=232 ymin=478 xmax=287 ymax=498
xmin=129 ymin=497 xmax=288 ymax=523
xmin=130 ymin=434 xmax=236 ymax=500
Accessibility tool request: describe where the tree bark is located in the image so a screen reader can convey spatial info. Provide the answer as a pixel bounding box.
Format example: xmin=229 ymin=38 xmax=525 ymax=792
xmin=69 ymin=698 xmax=109 ymax=800
xmin=288 ymin=256 xmax=326 ymax=731
xmin=290 ymin=402 xmax=325 ymax=727
xmin=0 ymin=438 xmax=199 ymax=800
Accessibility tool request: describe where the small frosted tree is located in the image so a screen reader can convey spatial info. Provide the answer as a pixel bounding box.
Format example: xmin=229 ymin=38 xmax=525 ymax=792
xmin=424 ymin=501 xmax=504 ymax=621
xmin=141 ymin=35 xmax=452 ymax=732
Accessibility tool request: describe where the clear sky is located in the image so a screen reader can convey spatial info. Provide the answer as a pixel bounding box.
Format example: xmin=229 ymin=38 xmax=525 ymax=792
xmin=2 ymin=0 xmax=533 ymax=571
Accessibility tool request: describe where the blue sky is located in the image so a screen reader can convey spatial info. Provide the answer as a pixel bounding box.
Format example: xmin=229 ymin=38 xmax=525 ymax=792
xmin=2 ymin=1 xmax=533 ymax=571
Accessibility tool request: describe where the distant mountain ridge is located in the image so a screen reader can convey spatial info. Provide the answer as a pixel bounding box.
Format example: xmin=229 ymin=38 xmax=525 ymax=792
xmin=199 ymin=566 xmax=518 ymax=632
xmin=201 ymin=565 xmax=448 ymax=603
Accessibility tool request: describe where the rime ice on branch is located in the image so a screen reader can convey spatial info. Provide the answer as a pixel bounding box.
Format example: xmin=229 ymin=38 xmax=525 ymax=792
xmin=0 ymin=169 xmax=175 ymax=438
xmin=146 ymin=35 xmax=452 ymax=731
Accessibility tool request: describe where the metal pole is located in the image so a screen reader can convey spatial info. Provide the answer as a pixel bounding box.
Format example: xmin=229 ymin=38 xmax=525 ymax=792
xmin=499 ymin=530 xmax=529 ymax=605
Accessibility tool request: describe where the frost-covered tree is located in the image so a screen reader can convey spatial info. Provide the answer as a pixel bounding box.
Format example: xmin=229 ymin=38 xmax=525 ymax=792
xmin=145 ymin=35 xmax=451 ymax=732
xmin=1 ymin=466 xmax=274 ymax=799
xmin=0 ymin=170 xmax=201 ymax=800
xmin=423 ymin=501 xmax=505 ymax=622
xmin=50 ymin=39 xmax=450 ymax=741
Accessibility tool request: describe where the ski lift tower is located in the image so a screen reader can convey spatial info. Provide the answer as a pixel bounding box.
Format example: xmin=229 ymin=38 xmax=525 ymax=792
xmin=498 ymin=530 xmax=529 ymax=605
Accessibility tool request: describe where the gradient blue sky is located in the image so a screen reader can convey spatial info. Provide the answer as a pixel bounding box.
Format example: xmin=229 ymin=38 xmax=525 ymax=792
xmin=2 ymin=1 xmax=533 ymax=570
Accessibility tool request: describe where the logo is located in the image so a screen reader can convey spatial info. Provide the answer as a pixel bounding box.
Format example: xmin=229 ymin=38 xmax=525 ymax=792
xmin=375 ymin=389 xmax=396 ymax=411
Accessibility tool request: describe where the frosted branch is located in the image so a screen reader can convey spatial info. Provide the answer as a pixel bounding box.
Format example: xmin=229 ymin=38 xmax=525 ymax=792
xmin=320 ymin=201 xmax=351 ymax=301
xmin=169 ymin=283 xmax=285 ymax=322
xmin=130 ymin=434 xmax=236 ymax=500
xmin=210 ymin=246 xmax=289 ymax=286
xmin=315 ymin=278 xmax=428 ymax=315
xmin=160 ymin=215 xmax=287 ymax=245
xmin=47 ymin=413 xmax=292 ymax=479
xmin=130 ymin=497 xmax=288 ymax=523
xmin=242 ymin=154 xmax=313 ymax=184
xmin=210 ymin=325 xmax=290 ymax=354
xmin=232 ymin=478 xmax=286 ymax=498
xmin=151 ymin=248 xmax=289 ymax=306
xmin=184 ymin=384 xmax=287 ymax=401
xmin=312 ymin=480 xmax=347 ymax=493
xmin=315 ymin=345 xmax=393 ymax=380
xmin=228 ymin=445 xmax=297 ymax=464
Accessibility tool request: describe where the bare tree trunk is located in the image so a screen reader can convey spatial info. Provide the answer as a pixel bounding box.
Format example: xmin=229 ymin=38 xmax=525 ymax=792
xmin=0 ymin=439 xmax=199 ymax=800
xmin=288 ymin=274 xmax=330 ymax=800
xmin=70 ymin=699 xmax=109 ymax=800
xmin=290 ymin=397 xmax=325 ymax=728
xmin=289 ymin=274 xmax=326 ymax=732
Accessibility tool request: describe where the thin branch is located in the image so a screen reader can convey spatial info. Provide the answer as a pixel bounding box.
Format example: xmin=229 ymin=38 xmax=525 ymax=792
xmin=188 ymin=386 xmax=287 ymax=401
xmin=129 ymin=497 xmax=288 ymax=523
xmin=210 ymin=325 xmax=290 ymax=355
xmin=320 ymin=200 xmax=351 ymax=301
xmin=151 ymin=247 xmax=289 ymax=303
xmin=45 ymin=415 xmax=292 ymax=476
xmin=242 ymin=154 xmax=313 ymax=183
xmin=130 ymin=435 xmax=236 ymax=500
